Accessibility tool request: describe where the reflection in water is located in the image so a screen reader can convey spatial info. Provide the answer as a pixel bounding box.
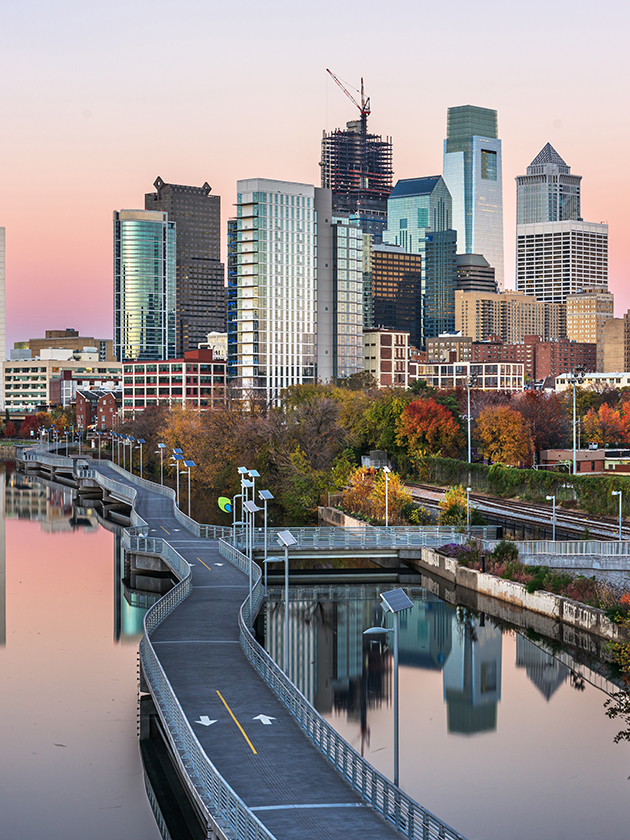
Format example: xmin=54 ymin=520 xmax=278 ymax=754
xmin=266 ymin=584 xmax=630 ymax=840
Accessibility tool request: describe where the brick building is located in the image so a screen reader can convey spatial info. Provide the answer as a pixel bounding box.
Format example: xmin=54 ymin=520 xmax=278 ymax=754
xmin=363 ymin=328 xmax=409 ymax=388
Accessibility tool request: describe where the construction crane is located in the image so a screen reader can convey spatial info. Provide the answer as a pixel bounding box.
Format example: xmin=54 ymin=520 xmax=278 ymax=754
xmin=326 ymin=69 xmax=371 ymax=135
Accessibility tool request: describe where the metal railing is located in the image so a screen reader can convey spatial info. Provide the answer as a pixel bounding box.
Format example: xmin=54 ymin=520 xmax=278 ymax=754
xmin=219 ymin=538 xmax=467 ymax=840
xmin=132 ymin=532 xmax=276 ymax=840
xmin=226 ymin=525 xmax=494 ymax=553
xmin=484 ymin=539 xmax=630 ymax=557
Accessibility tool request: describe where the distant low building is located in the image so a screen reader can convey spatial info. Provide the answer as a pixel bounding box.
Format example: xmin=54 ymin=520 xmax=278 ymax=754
xmin=539 ymin=449 xmax=604 ymax=474
xmin=413 ymin=361 xmax=524 ymax=392
xmin=554 ymin=371 xmax=630 ymax=392
xmin=13 ymin=328 xmax=115 ymax=362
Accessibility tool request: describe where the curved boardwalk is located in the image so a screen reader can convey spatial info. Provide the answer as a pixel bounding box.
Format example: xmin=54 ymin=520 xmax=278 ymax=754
xmin=95 ymin=463 xmax=416 ymax=840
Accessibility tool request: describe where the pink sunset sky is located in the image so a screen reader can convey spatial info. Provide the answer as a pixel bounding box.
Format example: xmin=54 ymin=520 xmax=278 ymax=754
xmin=1 ymin=0 xmax=628 ymax=351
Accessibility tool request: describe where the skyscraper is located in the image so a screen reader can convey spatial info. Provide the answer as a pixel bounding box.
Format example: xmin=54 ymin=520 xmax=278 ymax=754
xmin=145 ymin=177 xmax=225 ymax=356
xmin=113 ymin=210 xmax=176 ymax=361
xmin=228 ymin=179 xmax=364 ymax=401
xmin=382 ymin=176 xmax=457 ymax=344
xmin=516 ymin=143 xmax=581 ymax=224
xmin=443 ymin=105 xmax=504 ymax=289
xmin=516 ymin=145 xmax=608 ymax=309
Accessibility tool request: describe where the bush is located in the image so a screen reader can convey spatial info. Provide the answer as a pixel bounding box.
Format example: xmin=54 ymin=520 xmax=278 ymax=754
xmin=491 ymin=540 xmax=519 ymax=564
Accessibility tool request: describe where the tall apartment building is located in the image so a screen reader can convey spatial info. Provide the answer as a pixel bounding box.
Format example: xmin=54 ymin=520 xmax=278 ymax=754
xmin=603 ymin=318 xmax=626 ymax=372
xmin=320 ymin=115 xmax=393 ymax=241
xmin=113 ymin=209 xmax=176 ymax=362
xmin=566 ymin=290 xmax=614 ymax=372
xmin=516 ymin=145 xmax=608 ymax=308
xmin=145 ymin=178 xmax=225 ymax=355
xmin=228 ymin=179 xmax=363 ymax=401
xmin=443 ymin=106 xmax=504 ymax=289
xmin=382 ymin=176 xmax=457 ymax=344
xmin=455 ymin=290 xmax=562 ymax=343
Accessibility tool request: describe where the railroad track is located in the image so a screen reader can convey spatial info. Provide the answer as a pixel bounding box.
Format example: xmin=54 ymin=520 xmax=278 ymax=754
xmin=407 ymin=482 xmax=629 ymax=541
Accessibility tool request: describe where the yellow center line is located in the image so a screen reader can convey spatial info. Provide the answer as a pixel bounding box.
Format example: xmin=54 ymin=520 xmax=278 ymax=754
xmin=197 ymin=557 xmax=212 ymax=572
xmin=216 ymin=690 xmax=257 ymax=755
xmin=160 ymin=526 xmax=170 ymax=535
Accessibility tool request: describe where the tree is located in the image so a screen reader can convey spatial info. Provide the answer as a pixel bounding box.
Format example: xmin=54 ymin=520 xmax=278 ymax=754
xmin=581 ymin=403 xmax=624 ymax=446
xmin=4 ymin=420 xmax=17 ymax=438
xmin=475 ymin=406 xmax=533 ymax=466
xmin=396 ymin=398 xmax=463 ymax=467
xmin=438 ymin=485 xmax=468 ymax=526
xmin=513 ymin=390 xmax=570 ymax=452
xmin=18 ymin=415 xmax=39 ymax=439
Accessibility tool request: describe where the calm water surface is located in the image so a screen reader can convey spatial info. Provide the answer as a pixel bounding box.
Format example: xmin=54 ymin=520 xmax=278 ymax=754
xmin=265 ymin=589 xmax=630 ymax=840
xmin=0 ymin=468 xmax=159 ymax=840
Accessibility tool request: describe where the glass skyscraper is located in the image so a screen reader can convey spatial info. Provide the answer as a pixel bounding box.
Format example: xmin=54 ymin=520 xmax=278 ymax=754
xmin=382 ymin=176 xmax=457 ymax=346
xmin=443 ymin=105 xmax=504 ymax=290
xmin=516 ymin=143 xmax=581 ymax=224
xmin=113 ymin=210 xmax=176 ymax=362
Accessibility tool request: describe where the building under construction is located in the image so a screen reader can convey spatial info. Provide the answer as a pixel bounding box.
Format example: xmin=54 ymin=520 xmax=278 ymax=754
xmin=320 ymin=71 xmax=393 ymax=240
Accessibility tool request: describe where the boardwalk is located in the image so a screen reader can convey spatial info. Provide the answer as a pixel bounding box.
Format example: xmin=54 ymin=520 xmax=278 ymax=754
xmin=93 ymin=462 xmax=438 ymax=840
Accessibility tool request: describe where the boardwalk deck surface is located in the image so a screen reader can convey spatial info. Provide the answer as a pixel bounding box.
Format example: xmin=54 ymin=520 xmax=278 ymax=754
xmin=96 ymin=463 xmax=404 ymax=840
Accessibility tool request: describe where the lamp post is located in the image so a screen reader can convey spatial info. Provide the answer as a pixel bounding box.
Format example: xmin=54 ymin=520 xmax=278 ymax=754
xmin=612 ymin=490 xmax=623 ymax=541
xmin=466 ymin=486 xmax=472 ymax=529
xmin=382 ymin=465 xmax=391 ymax=527
xmin=65 ymin=431 xmax=69 ymax=457
xmin=248 ymin=469 xmax=260 ymax=548
xmin=182 ymin=460 xmax=195 ymax=518
xmin=172 ymin=451 xmax=184 ymax=507
xmin=259 ymin=489 xmax=274 ymax=576
xmin=233 ymin=493 xmax=242 ymax=530
xmin=467 ymin=372 xmax=478 ymax=464
xmin=244 ymin=499 xmax=262 ymax=628
xmin=156 ymin=443 xmax=165 ymax=485
xmin=137 ymin=439 xmax=145 ymax=479
xmin=97 ymin=431 xmax=102 ymax=461
xmin=276 ymin=530 xmax=298 ymax=673
xmin=546 ymin=494 xmax=556 ymax=541
xmin=363 ymin=588 xmax=413 ymax=788
xmin=569 ymin=366 xmax=585 ymax=475
xmin=242 ymin=479 xmax=254 ymax=556
xmin=128 ymin=436 xmax=136 ymax=474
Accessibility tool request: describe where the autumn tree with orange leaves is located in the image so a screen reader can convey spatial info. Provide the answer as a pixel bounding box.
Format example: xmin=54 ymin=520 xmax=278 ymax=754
xmin=581 ymin=402 xmax=628 ymax=446
xmin=475 ymin=406 xmax=533 ymax=466
xmin=395 ymin=397 xmax=463 ymax=468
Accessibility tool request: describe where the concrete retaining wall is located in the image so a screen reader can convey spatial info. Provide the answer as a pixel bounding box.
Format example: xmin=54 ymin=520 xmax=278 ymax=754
xmin=405 ymin=548 xmax=627 ymax=642
xmin=317 ymin=506 xmax=370 ymax=528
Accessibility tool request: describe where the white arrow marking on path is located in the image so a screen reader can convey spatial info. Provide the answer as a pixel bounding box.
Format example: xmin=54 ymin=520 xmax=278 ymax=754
xmin=253 ymin=715 xmax=276 ymax=725
xmin=196 ymin=716 xmax=218 ymax=726
xmin=214 ymin=563 xmax=224 ymax=566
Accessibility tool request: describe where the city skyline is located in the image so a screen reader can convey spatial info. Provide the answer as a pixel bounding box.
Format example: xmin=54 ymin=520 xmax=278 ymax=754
xmin=1 ymin=0 xmax=627 ymax=350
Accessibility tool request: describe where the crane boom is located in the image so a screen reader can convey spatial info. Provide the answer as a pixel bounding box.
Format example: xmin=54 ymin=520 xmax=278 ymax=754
xmin=326 ymin=68 xmax=371 ymax=118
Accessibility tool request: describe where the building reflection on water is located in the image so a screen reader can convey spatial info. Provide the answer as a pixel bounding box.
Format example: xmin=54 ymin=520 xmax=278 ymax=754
xmin=515 ymin=633 xmax=569 ymax=700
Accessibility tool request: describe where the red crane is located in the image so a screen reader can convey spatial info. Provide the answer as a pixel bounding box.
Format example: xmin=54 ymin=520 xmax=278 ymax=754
xmin=326 ymin=69 xmax=371 ymax=134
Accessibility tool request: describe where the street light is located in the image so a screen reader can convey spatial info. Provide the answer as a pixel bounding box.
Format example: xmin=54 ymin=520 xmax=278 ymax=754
xmin=171 ymin=451 xmax=184 ymax=506
xmin=182 ymin=460 xmax=195 ymax=518
xmin=242 ymin=480 xmax=254 ymax=557
xmin=467 ymin=372 xmax=478 ymax=464
xmin=382 ymin=465 xmax=391 ymax=527
xmin=568 ymin=366 xmax=585 ymax=475
xmin=244 ymin=499 xmax=262 ymax=628
xmin=466 ymin=486 xmax=472 ymax=528
xmin=127 ymin=436 xmax=136 ymax=474
xmin=259 ymin=489 xmax=274 ymax=572
xmin=546 ymin=494 xmax=556 ymax=541
xmin=137 ymin=439 xmax=146 ymax=479
xmin=363 ymin=588 xmax=413 ymax=788
xmin=612 ymin=490 xmax=623 ymax=541
xmin=156 ymin=443 xmax=166 ymax=485
xmin=277 ymin=530 xmax=297 ymax=674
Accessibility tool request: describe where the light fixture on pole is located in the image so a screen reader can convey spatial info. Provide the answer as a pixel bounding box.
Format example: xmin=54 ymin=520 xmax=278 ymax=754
xmin=612 ymin=490 xmax=623 ymax=541
xmin=569 ymin=366 xmax=585 ymax=475
xmin=466 ymin=486 xmax=472 ymax=528
xmin=97 ymin=431 xmax=102 ymax=461
xmin=363 ymin=588 xmax=413 ymax=788
xmin=156 ymin=443 xmax=166 ymax=485
xmin=259 ymin=489 xmax=274 ymax=574
xmin=248 ymin=469 xmax=261 ymax=546
xmin=65 ymin=430 xmax=69 ymax=457
xmin=244 ymin=499 xmax=262 ymax=628
xmin=128 ymin=436 xmax=136 ymax=474
xmin=182 ymin=460 xmax=195 ymax=518
xmin=467 ymin=372 xmax=478 ymax=464
xmin=276 ymin=530 xmax=298 ymax=674
xmin=546 ymin=494 xmax=556 ymax=541
xmin=242 ymin=479 xmax=254 ymax=557
xmin=382 ymin=465 xmax=391 ymax=527
xmin=137 ymin=439 xmax=146 ymax=479
xmin=171 ymin=451 xmax=184 ymax=507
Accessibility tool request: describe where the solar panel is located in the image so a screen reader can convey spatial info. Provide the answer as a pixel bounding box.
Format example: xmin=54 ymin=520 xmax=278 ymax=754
xmin=243 ymin=500 xmax=261 ymax=514
xmin=183 ymin=460 xmax=195 ymax=467
xmin=173 ymin=448 xmax=183 ymax=454
xmin=248 ymin=469 xmax=260 ymax=478
xmin=380 ymin=589 xmax=413 ymax=613
xmin=259 ymin=489 xmax=274 ymax=501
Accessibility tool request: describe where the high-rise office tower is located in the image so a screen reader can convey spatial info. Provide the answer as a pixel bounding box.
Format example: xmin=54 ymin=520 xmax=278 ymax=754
xmin=145 ymin=178 xmax=225 ymax=356
xmin=443 ymin=105 xmax=504 ymax=290
xmin=113 ymin=210 xmax=176 ymax=361
xmin=371 ymin=245 xmax=423 ymax=349
xmin=382 ymin=176 xmax=457 ymax=344
xmin=320 ymin=78 xmax=393 ymax=242
xmin=516 ymin=145 xmax=608 ymax=308
xmin=228 ymin=179 xmax=363 ymax=401
xmin=516 ymin=143 xmax=581 ymax=224
xmin=455 ymin=254 xmax=497 ymax=295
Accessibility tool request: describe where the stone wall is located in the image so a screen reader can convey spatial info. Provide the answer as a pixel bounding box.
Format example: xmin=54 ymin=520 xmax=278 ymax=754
xmin=317 ymin=506 xmax=370 ymax=528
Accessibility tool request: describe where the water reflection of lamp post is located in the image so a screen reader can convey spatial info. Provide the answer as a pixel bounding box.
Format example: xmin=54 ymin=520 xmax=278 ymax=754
xmin=363 ymin=588 xmax=413 ymax=788
xmin=612 ymin=490 xmax=623 ymax=541
xmin=546 ymin=494 xmax=556 ymax=541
